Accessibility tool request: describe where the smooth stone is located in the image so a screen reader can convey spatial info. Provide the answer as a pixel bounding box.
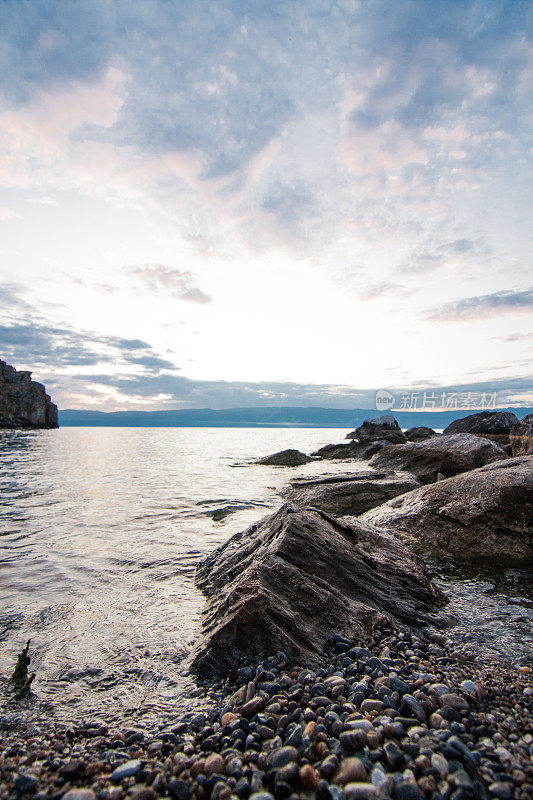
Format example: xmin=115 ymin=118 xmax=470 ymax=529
xmin=62 ymin=792 xmax=96 ymax=800
xmin=360 ymin=699 xmax=384 ymax=714
xmin=111 ymin=760 xmax=141 ymax=782
xmin=15 ymin=775 xmax=39 ymax=794
xmin=333 ymin=758 xmax=368 ymax=785
xmin=343 ymin=783 xmax=377 ymax=800
xmin=268 ymin=746 xmax=298 ymax=769
xmin=204 ymin=754 xmax=226 ymax=776
xmin=488 ymin=782 xmax=514 ymax=800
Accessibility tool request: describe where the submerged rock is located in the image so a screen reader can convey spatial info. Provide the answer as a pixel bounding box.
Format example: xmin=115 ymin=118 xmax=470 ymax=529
xmin=346 ymin=415 xmax=407 ymax=444
xmin=191 ymin=504 xmax=447 ymax=674
xmin=255 ymin=449 xmax=313 ymax=466
xmin=360 ymin=456 xmax=533 ymax=559
xmin=0 ymin=360 xmax=58 ymax=429
xmin=369 ymin=433 xmax=507 ymax=484
xmin=405 ymin=426 xmax=438 ymax=441
xmin=510 ymin=414 xmax=533 ymax=456
xmin=279 ymin=470 xmax=421 ymax=515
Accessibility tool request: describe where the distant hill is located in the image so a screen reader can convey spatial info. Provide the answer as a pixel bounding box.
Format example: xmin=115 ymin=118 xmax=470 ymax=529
xmin=59 ymin=405 xmax=533 ymax=429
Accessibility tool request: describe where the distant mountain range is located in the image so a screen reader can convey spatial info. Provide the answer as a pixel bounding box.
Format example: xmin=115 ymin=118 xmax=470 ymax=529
xmin=59 ymin=405 xmax=533 ymax=429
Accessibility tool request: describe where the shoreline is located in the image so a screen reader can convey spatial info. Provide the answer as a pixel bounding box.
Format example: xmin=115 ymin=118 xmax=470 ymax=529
xmin=2 ymin=628 xmax=532 ymax=800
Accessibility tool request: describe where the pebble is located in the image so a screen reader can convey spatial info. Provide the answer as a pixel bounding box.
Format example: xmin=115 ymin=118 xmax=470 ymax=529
xmin=111 ymin=759 xmax=142 ymax=781
xmin=1 ymin=627 xmax=531 ymax=800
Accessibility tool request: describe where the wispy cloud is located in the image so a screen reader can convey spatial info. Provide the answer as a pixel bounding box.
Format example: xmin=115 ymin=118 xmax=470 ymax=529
xmin=127 ymin=265 xmax=211 ymax=304
xmin=426 ymin=288 xmax=533 ymax=321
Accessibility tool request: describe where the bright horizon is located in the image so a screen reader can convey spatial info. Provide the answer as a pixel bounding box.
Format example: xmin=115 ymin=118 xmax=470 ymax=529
xmin=1 ymin=1 xmax=532 ymax=412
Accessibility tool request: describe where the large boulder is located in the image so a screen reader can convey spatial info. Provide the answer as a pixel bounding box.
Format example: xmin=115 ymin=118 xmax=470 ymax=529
xmin=0 ymin=360 xmax=58 ymax=429
xmin=443 ymin=411 xmax=518 ymax=447
xmin=255 ymin=449 xmax=313 ymax=466
xmin=360 ymin=457 xmax=533 ymax=560
xmin=510 ymin=415 xmax=533 ymax=456
xmin=279 ymin=470 xmax=421 ymax=515
xmin=346 ymin=415 xmax=407 ymax=444
xmin=369 ymin=433 xmax=507 ymax=484
xmin=405 ymin=426 xmax=438 ymax=441
xmin=191 ymin=505 xmax=447 ymax=674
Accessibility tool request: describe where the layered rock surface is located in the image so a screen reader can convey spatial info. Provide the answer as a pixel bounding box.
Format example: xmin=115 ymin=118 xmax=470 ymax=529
xmin=510 ymin=414 xmax=533 ymax=456
xmin=279 ymin=469 xmax=421 ymax=516
xmin=369 ymin=433 xmax=507 ymax=484
xmin=192 ymin=505 xmax=447 ymax=674
xmin=360 ymin=456 xmax=533 ymax=559
xmin=0 ymin=360 xmax=58 ymax=429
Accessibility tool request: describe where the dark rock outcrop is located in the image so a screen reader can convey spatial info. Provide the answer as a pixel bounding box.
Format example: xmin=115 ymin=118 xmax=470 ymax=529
xmin=0 ymin=360 xmax=58 ymax=429
xmin=279 ymin=469 xmax=421 ymax=516
xmin=442 ymin=411 xmax=518 ymax=447
xmin=191 ymin=505 xmax=447 ymax=674
xmin=360 ymin=457 xmax=533 ymax=560
xmin=255 ymin=449 xmax=313 ymax=466
xmin=346 ymin=415 xmax=407 ymax=444
xmin=510 ymin=415 xmax=533 ymax=456
xmin=405 ymin=426 xmax=438 ymax=441
xmin=369 ymin=433 xmax=507 ymax=484
xmin=311 ymin=441 xmax=369 ymax=460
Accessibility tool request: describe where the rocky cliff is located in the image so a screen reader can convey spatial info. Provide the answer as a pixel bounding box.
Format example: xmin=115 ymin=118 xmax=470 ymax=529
xmin=0 ymin=360 xmax=58 ymax=429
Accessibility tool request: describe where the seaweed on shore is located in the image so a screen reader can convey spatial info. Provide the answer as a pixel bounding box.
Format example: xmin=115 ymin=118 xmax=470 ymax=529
xmin=8 ymin=639 xmax=36 ymax=700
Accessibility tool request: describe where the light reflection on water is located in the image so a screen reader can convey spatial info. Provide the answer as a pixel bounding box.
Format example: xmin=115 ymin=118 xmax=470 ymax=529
xmin=0 ymin=427 xmax=359 ymax=726
xmin=0 ymin=427 xmax=531 ymax=728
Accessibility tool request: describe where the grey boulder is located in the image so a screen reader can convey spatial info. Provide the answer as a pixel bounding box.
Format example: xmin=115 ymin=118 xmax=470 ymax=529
xmin=279 ymin=470 xmax=421 ymax=516
xmin=369 ymin=433 xmax=507 ymax=484
xmin=191 ymin=504 xmax=447 ymax=674
xmin=360 ymin=457 xmax=533 ymax=560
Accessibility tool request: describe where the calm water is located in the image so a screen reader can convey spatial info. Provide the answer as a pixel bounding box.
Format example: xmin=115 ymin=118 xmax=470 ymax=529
xmin=0 ymin=427 xmax=531 ymax=729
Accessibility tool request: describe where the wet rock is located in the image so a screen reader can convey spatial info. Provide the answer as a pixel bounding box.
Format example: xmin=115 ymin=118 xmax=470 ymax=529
xmin=368 ymin=433 xmax=507 ymax=484
xmin=279 ymin=471 xmax=421 ymax=516
xmin=360 ymin=456 xmax=533 ymax=559
xmin=255 ymin=449 xmax=313 ymax=467
xmin=0 ymin=360 xmax=58 ymax=429
xmin=192 ymin=505 xmax=446 ymax=673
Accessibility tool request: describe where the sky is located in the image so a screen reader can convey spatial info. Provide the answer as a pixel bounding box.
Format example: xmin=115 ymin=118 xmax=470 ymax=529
xmin=0 ymin=0 xmax=532 ymax=411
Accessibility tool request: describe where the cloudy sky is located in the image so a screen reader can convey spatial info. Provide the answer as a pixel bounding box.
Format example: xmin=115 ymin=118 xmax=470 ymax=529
xmin=1 ymin=0 xmax=532 ymax=411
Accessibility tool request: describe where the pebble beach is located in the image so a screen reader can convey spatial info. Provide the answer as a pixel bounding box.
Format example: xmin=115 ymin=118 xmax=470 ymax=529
xmin=2 ymin=628 xmax=532 ymax=800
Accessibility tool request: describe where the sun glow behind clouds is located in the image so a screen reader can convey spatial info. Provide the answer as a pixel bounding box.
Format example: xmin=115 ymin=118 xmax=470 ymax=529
xmin=0 ymin=0 xmax=531 ymax=410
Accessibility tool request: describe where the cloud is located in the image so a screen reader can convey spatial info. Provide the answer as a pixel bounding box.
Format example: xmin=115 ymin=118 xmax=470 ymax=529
xmin=358 ymin=281 xmax=416 ymax=301
xmin=127 ymin=265 xmax=211 ymax=304
xmin=426 ymin=288 xmax=533 ymax=321
xmin=62 ymin=371 xmax=533 ymax=411
xmin=399 ymin=236 xmax=492 ymax=274
xmin=0 ymin=283 xmax=178 ymax=373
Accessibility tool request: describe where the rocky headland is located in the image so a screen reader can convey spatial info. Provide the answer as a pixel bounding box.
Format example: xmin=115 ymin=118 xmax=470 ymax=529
xmin=0 ymin=360 xmax=58 ymax=429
